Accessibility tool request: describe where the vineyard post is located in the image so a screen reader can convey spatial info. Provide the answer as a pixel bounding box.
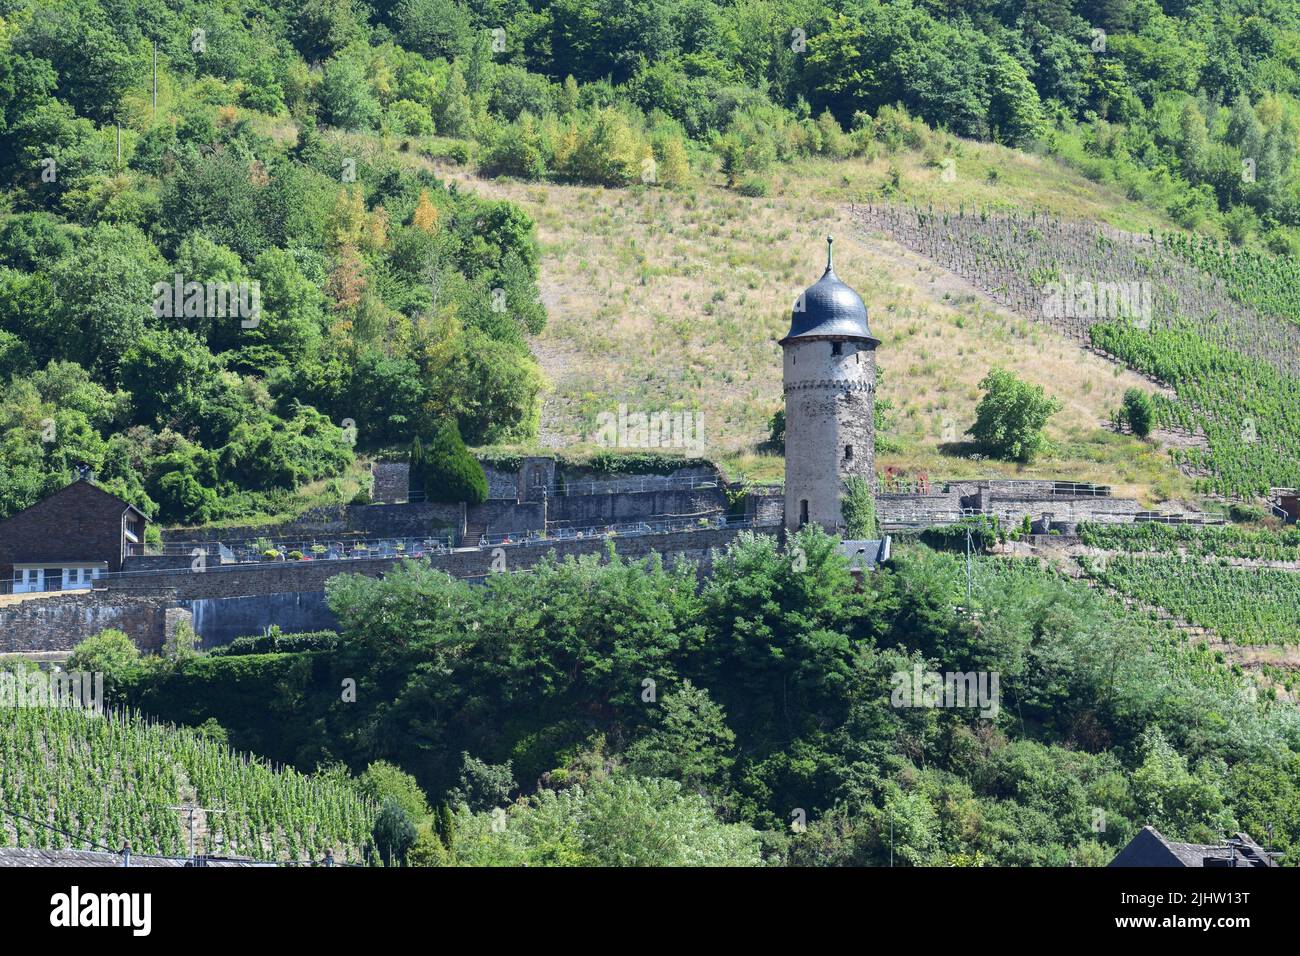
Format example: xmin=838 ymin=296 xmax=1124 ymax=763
xmin=170 ymin=805 xmax=225 ymax=860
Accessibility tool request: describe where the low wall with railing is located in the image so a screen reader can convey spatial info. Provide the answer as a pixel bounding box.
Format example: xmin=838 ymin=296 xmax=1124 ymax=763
xmin=980 ymin=495 xmax=1140 ymax=524
xmin=119 ymin=524 xmax=766 ymax=603
xmin=161 ymin=502 xmax=465 ymax=545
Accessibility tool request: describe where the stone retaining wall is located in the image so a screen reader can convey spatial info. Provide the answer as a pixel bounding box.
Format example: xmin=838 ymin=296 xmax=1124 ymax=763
xmin=0 ymin=592 xmax=188 ymax=654
xmin=548 ymin=488 xmax=726 ymax=527
xmin=163 ymin=502 xmax=465 ymax=544
xmin=111 ymin=527 xmax=754 ymax=603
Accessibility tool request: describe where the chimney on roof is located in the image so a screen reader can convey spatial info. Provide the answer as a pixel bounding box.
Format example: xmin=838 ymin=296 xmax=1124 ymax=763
xmin=76 ymin=464 xmax=95 ymax=482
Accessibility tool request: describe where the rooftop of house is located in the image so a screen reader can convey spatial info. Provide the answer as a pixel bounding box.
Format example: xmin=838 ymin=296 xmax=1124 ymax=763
xmin=0 ymin=475 xmax=147 ymax=531
xmin=837 ymin=536 xmax=892 ymax=572
xmin=1109 ymin=826 xmax=1278 ymax=867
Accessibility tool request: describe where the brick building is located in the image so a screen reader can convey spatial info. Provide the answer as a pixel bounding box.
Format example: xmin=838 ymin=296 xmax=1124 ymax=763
xmin=0 ymin=478 xmax=148 ymax=593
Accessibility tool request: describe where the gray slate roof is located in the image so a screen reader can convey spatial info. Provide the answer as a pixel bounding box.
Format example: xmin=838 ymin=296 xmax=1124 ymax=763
xmin=837 ymin=537 xmax=891 ymax=572
xmin=1109 ymin=826 xmax=1277 ymax=867
xmin=782 ymin=238 xmax=880 ymax=346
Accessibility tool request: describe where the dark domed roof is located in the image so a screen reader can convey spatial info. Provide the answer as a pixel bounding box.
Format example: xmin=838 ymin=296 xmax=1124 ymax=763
xmin=781 ymin=237 xmax=879 ymax=346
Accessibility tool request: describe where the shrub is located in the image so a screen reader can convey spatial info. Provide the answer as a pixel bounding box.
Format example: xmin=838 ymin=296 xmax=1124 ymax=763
xmin=372 ymin=798 xmax=417 ymax=867
xmin=420 ymin=420 xmax=488 ymax=504
xmin=208 ymin=629 xmax=340 ymax=656
xmin=737 ymin=178 xmax=768 ymax=197
xmin=767 ymin=408 xmax=785 ymax=452
xmin=841 ymin=476 xmax=877 ymax=538
xmin=358 ymin=760 xmax=432 ymax=821
xmin=444 ymin=141 xmax=472 ymax=165
xmin=481 ymin=117 xmax=548 ymax=179
xmin=1121 ymin=388 xmax=1154 ymax=438
xmin=407 ymin=822 xmax=450 ymax=866
xmin=1228 ymin=503 xmax=1267 ymax=524
xmin=920 ymin=514 xmax=1004 ymax=550
xmin=67 ymin=629 xmax=140 ymax=683
xmin=586 ymin=451 xmax=712 ymax=475
xmin=968 ymin=368 xmax=1061 ymax=463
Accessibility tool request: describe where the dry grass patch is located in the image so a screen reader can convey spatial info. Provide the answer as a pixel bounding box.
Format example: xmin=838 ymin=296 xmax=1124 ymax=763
xmin=443 ymin=147 xmax=1192 ymax=501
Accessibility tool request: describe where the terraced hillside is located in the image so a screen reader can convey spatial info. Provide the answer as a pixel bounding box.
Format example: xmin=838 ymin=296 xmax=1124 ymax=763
xmin=1060 ymin=523 xmax=1300 ymax=699
xmin=857 ymin=205 xmax=1300 ymax=498
xmin=0 ymin=703 xmax=375 ymax=863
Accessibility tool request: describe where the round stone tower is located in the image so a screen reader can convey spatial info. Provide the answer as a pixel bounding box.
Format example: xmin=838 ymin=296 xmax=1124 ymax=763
xmin=782 ymin=237 xmax=880 ymax=532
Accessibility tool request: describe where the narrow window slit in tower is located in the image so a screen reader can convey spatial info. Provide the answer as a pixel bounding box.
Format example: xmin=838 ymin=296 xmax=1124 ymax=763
xmin=831 ymin=342 xmax=842 ymax=356
xmin=845 ymin=445 xmax=853 ymax=460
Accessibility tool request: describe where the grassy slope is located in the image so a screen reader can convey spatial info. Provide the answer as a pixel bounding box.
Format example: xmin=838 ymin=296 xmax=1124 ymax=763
xmin=445 ymin=136 xmax=1195 ymax=503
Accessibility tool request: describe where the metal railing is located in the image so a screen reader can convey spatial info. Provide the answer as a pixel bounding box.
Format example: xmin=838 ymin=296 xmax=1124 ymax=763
xmin=987 ymin=479 xmax=1112 ymax=498
xmin=877 ymin=478 xmax=938 ymax=495
xmin=472 ymin=514 xmax=776 ymax=548
xmin=1050 ymin=481 xmax=1112 ymax=498
xmin=43 ymin=519 xmax=781 ymax=591
xmin=879 ymin=508 xmax=991 ymax=530
xmin=1132 ymin=512 xmax=1228 ymax=526
xmin=529 ymin=476 xmax=725 ymax=497
xmin=163 ymin=533 xmax=458 ymax=563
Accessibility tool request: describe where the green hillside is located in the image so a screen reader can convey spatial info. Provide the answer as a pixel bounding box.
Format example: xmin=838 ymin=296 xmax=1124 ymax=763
xmin=0 ymin=701 xmax=375 ymax=862
xmin=7 ymin=0 xmax=1300 ymax=522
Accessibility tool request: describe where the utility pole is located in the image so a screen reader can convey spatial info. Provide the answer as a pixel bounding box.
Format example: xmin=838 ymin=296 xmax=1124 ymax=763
xmin=169 ymin=805 xmax=225 ymax=859
xmin=152 ymin=42 xmax=158 ymax=113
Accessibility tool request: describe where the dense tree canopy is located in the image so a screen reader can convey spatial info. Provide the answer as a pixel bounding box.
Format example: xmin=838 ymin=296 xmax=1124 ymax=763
xmin=112 ymin=531 xmax=1300 ymax=865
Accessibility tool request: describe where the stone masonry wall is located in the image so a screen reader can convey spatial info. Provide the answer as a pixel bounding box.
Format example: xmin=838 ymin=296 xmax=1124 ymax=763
xmin=163 ymin=502 xmax=465 ymax=544
xmin=371 ymin=461 xmax=410 ymax=502
xmin=107 ymin=527 xmax=755 ymax=602
xmin=0 ymin=592 xmax=184 ymax=654
xmin=3 ymin=527 xmax=763 ymax=653
xmin=743 ymin=490 xmax=784 ymax=526
xmin=465 ymin=500 xmax=546 ymax=535
xmin=548 ymin=488 xmax=726 ymax=527
xmin=482 ymin=465 xmax=520 ymax=500
xmin=980 ymin=495 xmax=1140 ymax=525
xmin=876 ymin=492 xmax=963 ymax=523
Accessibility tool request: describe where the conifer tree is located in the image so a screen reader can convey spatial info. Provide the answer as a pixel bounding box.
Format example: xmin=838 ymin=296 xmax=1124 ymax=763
xmin=420 ymin=420 xmax=487 ymax=504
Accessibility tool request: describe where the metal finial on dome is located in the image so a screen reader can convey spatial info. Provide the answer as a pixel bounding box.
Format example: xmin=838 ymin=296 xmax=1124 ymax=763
xmin=780 ymin=235 xmax=878 ymax=346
